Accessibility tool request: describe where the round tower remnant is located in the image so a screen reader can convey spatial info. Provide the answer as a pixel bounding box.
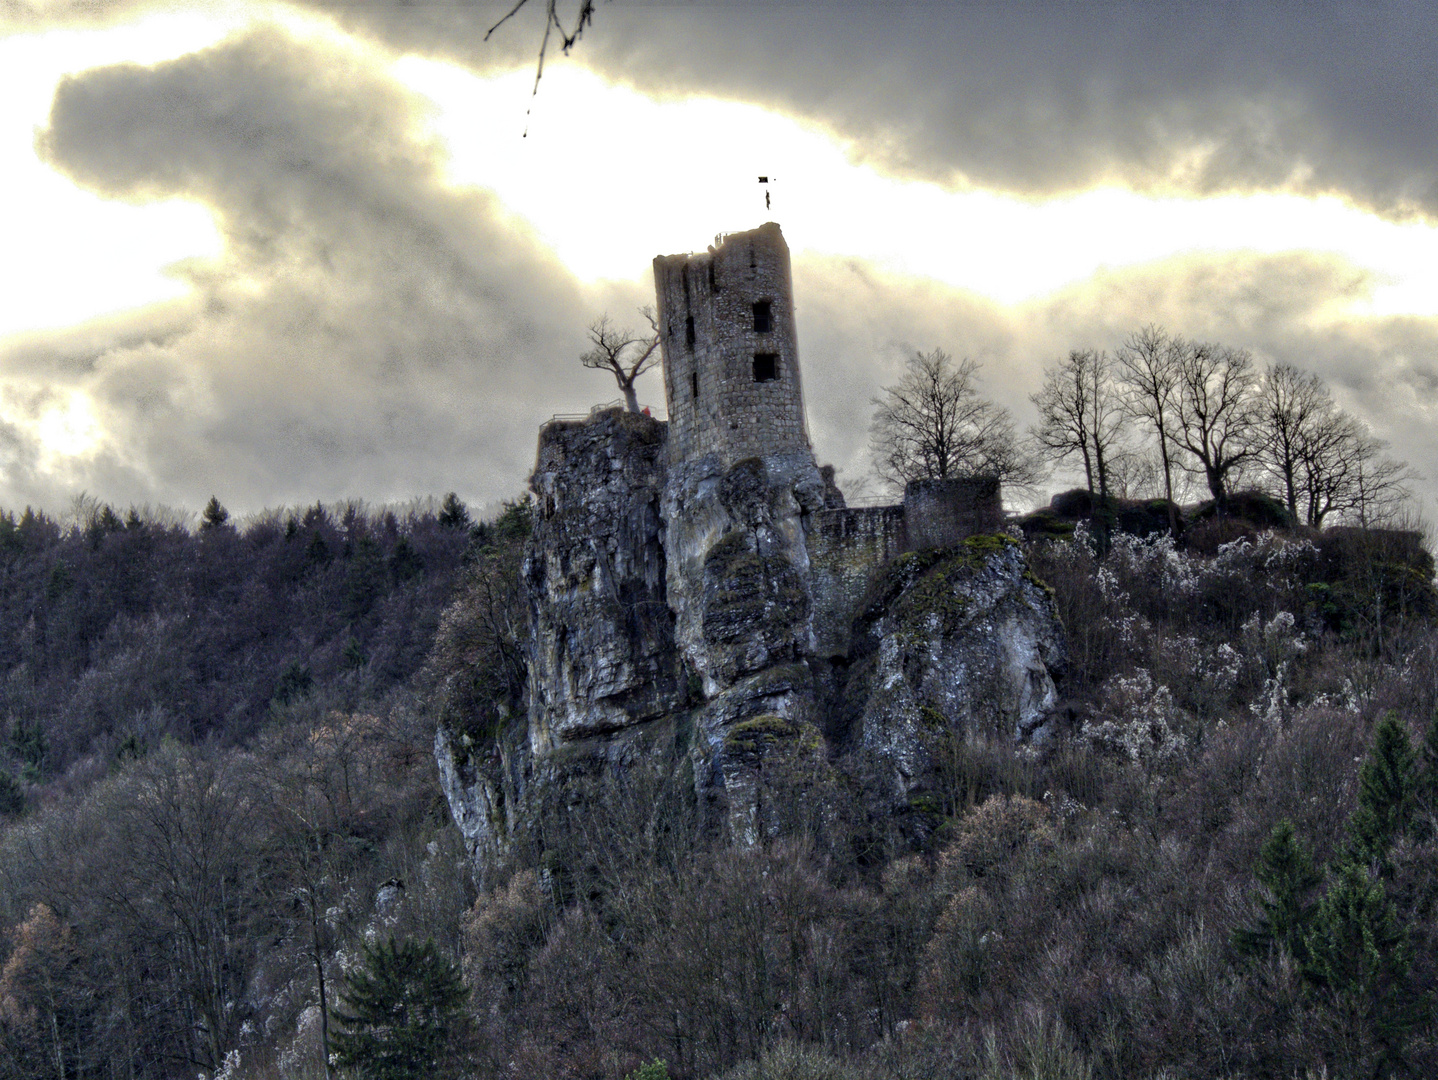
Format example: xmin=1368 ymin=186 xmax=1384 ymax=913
xmin=653 ymin=222 xmax=812 ymax=465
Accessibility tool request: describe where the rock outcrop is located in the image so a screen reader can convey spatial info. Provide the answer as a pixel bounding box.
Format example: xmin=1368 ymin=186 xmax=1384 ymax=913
xmin=525 ymin=409 xmax=682 ymax=748
xmin=435 ymin=410 xmax=1067 ymax=879
xmin=842 ymin=536 xmax=1065 ymax=816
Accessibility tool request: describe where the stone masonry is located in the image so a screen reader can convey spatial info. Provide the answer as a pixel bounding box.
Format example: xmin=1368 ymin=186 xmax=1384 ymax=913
xmin=653 ymin=223 xmax=811 ymax=465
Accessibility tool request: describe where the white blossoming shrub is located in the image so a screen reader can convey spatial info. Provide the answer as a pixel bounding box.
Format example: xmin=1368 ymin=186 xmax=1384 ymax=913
xmin=1240 ymin=610 xmax=1308 ymax=680
xmin=1081 ymin=669 xmax=1189 ymax=764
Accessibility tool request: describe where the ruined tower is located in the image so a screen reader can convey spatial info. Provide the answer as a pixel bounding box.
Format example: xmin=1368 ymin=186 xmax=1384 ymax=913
xmin=653 ymin=223 xmax=811 ymax=465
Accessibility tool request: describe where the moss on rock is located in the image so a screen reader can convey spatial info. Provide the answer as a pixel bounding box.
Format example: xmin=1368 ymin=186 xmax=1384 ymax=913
xmin=702 ymin=532 xmax=808 ymax=645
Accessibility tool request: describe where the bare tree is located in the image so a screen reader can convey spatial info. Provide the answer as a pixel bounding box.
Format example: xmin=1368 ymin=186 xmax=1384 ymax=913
xmin=1116 ymin=325 xmax=1184 ymax=507
xmin=1253 ymin=363 xmax=1334 ymax=522
xmin=1289 ymin=407 xmax=1358 ymax=527
xmin=1346 ymin=427 xmax=1418 ymax=527
xmin=870 ymin=349 xmax=1036 ymax=491
xmin=114 ymin=746 xmax=263 ymax=1075
xmin=580 ymin=311 xmax=661 ymax=414
xmin=1246 ymin=364 xmax=1418 ymax=527
xmin=1171 ymin=341 xmax=1260 ymax=511
xmin=1029 ymin=349 xmax=1125 ymax=501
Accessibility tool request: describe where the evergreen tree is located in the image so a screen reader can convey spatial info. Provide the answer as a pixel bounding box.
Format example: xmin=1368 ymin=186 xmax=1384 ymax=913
xmin=200 ymin=496 xmax=231 ymax=532
xmin=0 ymin=769 xmax=24 ymax=815
xmin=331 ymin=937 xmax=469 ymax=1080
xmin=1235 ymin=819 xmax=1323 ymax=961
xmin=438 ymin=492 xmax=471 ymax=531
xmin=1303 ymin=859 xmax=1419 ymax=1078
xmin=1415 ymin=711 xmax=1438 ymax=839
xmin=389 ymin=536 xmax=422 ymax=582
xmin=1349 ymin=712 xmax=1417 ymax=868
xmin=344 ymin=536 xmax=387 ymax=621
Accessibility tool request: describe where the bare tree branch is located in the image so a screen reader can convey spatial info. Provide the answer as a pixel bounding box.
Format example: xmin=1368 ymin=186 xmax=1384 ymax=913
xmin=870 ymin=349 xmax=1038 ymax=494
xmin=485 ymin=0 xmax=599 ymax=127
xmin=580 ymin=311 xmax=661 ymax=414
xmin=1030 ymin=348 xmax=1125 ymax=501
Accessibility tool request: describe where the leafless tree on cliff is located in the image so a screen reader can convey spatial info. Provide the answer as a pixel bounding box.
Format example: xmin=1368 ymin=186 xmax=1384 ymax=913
xmin=870 ymin=349 xmax=1039 ymax=492
xmin=1344 ymin=427 xmax=1417 ymax=527
xmin=580 ymin=310 xmax=661 ymax=414
xmin=1030 ymin=348 xmax=1125 ymax=501
xmin=1116 ymin=325 xmax=1184 ymax=508
xmin=1252 ymin=363 xmax=1338 ymax=523
xmin=1171 ymin=340 xmax=1260 ymax=512
xmin=1229 ymin=360 xmax=1416 ymax=527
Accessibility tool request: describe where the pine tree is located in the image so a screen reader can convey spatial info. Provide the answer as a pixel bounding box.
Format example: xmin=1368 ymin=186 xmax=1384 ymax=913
xmin=331 ymin=937 xmax=469 ymax=1080
xmin=344 ymin=537 xmax=387 ymax=621
xmin=438 ymin=493 xmax=471 ymax=531
xmin=200 ymin=496 xmax=231 ymax=532
xmin=1234 ymin=819 xmax=1323 ymax=961
xmin=1303 ymin=859 xmax=1418 ymax=1078
xmin=1414 ymin=711 xmax=1438 ymax=839
xmin=1349 ymin=712 xmax=1417 ymax=868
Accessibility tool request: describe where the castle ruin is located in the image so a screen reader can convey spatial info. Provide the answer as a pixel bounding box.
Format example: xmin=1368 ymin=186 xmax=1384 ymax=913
xmin=653 ymin=223 xmax=1004 ymax=661
xmin=438 ymin=222 xmax=1061 ymax=867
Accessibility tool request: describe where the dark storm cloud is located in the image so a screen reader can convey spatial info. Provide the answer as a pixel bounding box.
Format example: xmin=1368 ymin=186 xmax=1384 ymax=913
xmin=14 ymin=1 xmax=1438 ymax=217
xmin=16 ymin=27 xmax=625 ymax=513
xmin=11 ymin=3 xmax=1438 ymax=515
xmin=576 ymin=1 xmax=1438 ymax=216
xmin=288 ymin=0 xmax=1438 ymax=219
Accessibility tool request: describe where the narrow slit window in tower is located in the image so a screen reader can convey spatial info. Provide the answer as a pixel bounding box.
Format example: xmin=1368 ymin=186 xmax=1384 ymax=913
xmin=753 ymin=353 xmax=779 ymax=383
xmin=692 ymin=372 xmax=700 ymax=400
xmin=752 ymin=301 xmax=772 ymax=333
xmin=685 ymin=316 xmax=696 ymax=348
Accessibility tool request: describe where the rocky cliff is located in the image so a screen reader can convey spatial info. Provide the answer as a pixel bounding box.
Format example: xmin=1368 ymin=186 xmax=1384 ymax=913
xmin=437 ymin=409 xmax=1067 ymax=879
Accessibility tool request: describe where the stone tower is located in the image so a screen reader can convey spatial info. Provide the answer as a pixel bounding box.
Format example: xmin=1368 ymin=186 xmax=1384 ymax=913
xmin=653 ymin=222 xmax=811 ymax=465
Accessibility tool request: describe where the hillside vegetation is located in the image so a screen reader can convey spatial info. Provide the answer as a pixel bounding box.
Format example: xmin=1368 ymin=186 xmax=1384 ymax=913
xmin=1 ymin=493 xmax=1437 ymax=1080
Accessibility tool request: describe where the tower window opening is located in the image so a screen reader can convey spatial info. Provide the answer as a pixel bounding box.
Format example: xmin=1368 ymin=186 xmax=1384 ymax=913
xmin=752 ymin=301 xmax=772 ymax=333
xmin=753 ymin=353 xmax=779 ymax=383
xmin=708 ymin=262 xmax=718 ymax=292
xmin=685 ymin=316 xmax=696 ymax=348
xmin=692 ymin=372 xmax=700 ymax=400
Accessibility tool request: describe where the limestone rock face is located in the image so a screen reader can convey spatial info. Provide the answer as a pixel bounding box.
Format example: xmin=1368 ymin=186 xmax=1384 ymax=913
xmin=524 ymin=410 xmax=683 ymax=751
xmin=660 ymin=449 xmax=833 ymax=837
xmin=845 ymin=536 xmax=1066 ymax=806
xmin=662 ymin=450 xmax=829 ymax=692
xmin=434 ymin=414 xmax=1068 ymax=880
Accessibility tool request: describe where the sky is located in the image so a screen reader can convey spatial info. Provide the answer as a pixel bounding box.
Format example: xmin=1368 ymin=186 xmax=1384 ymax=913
xmin=2 ymin=0 xmax=1438 ymax=520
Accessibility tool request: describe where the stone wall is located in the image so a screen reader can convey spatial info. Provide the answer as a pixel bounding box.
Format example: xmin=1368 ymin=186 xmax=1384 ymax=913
xmin=902 ymin=477 xmax=1004 ymax=552
xmin=654 ymin=223 xmax=811 ymax=466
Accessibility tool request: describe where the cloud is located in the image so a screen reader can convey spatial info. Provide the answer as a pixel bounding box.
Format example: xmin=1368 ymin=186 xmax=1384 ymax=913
xmin=17 ymin=25 xmax=637 ymax=514
xmin=10 ymin=9 xmax=1438 ymax=521
xmin=252 ymin=0 xmax=1438 ymax=220
xmin=15 ymin=2 xmax=1438 ymax=219
xmin=793 ymin=247 xmax=1438 ymax=513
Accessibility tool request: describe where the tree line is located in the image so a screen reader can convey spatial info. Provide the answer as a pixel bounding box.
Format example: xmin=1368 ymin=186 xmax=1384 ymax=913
xmin=870 ymin=326 xmax=1413 ymax=526
xmin=0 ymin=492 xmax=475 ymax=805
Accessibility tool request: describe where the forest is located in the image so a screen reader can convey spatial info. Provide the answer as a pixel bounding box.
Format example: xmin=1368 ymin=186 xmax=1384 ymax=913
xmin=0 ymin=327 xmax=1436 ymax=1079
